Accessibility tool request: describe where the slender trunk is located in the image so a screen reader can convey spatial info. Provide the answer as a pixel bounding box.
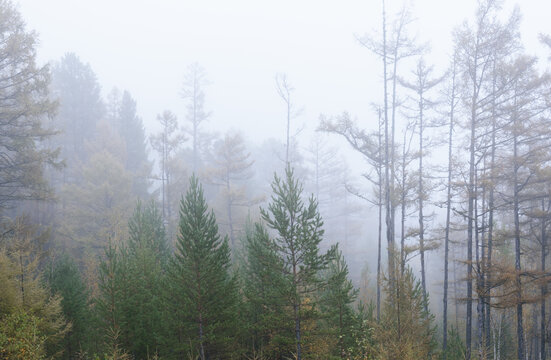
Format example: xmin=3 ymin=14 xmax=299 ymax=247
xmin=226 ymin=173 xmax=235 ymax=249
xmin=475 ymin=168 xmax=483 ymax=360
xmin=486 ymin=90 xmax=496 ymax=355
xmin=467 ymin=82 xmax=476 ymax=360
xmin=382 ymin=0 xmax=394 ymax=288
xmin=401 ymin=130 xmax=407 ymax=276
xmin=293 ymin=260 xmax=302 ymax=360
xmin=377 ymin=109 xmax=383 ymax=322
xmin=481 ymin=173 xmax=487 ymax=358
xmin=418 ymin=88 xmax=427 ymax=313
xmin=513 ymin=108 xmax=525 ymax=360
xmin=286 ymin=96 xmax=291 ymax=165
xmin=541 ymin=199 xmax=546 ymax=360
xmin=199 ymin=312 xmax=206 ymax=360
xmin=443 ymin=65 xmax=455 ymax=356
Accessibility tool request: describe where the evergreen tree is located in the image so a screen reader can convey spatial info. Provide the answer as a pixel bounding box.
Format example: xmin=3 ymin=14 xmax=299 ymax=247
xmin=51 ymin=52 xmax=104 ymax=174
xmin=121 ymin=200 xmax=169 ymax=359
xmin=319 ymin=246 xmax=359 ymax=358
xmin=260 ymin=166 xmax=336 ymax=360
xmin=47 ymin=255 xmax=91 ymax=358
xmin=242 ymin=222 xmax=294 ymax=358
xmin=169 ymin=175 xmax=238 ymax=359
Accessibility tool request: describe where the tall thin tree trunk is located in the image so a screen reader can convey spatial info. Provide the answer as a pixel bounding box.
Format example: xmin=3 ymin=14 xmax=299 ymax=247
xmin=467 ymin=79 xmax=476 ymax=360
xmin=486 ymin=81 xmax=496 ymax=355
xmin=377 ymin=109 xmax=383 ymax=322
xmin=513 ymin=106 xmax=525 ymax=360
xmin=401 ymin=130 xmax=407 ymax=276
xmin=443 ymin=62 xmax=456 ymax=356
xmin=381 ymin=0 xmax=394 ymax=288
xmin=541 ymin=199 xmax=547 ymax=360
xmin=418 ymin=87 xmax=428 ymax=313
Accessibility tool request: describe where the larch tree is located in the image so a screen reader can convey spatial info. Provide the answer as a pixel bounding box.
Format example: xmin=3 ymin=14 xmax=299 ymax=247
xmin=275 ymin=73 xmax=302 ymax=165
xmin=399 ymin=57 xmax=444 ymax=312
xmin=453 ymin=1 xmax=521 ymax=356
xmin=181 ymin=63 xmax=211 ymax=173
xmin=318 ymin=112 xmax=383 ymax=320
xmin=206 ymin=131 xmax=256 ymax=250
xmin=442 ymin=51 xmax=460 ymax=358
xmin=0 ymin=0 xmax=60 ymax=212
xmin=497 ymin=54 xmax=550 ymax=360
xmin=150 ymin=110 xmax=184 ymax=234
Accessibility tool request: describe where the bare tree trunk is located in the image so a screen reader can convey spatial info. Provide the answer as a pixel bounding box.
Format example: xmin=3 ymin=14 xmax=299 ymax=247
xmin=513 ymin=107 xmax=525 ymax=360
xmin=377 ymin=110 xmax=383 ymax=322
xmin=486 ymin=79 xmax=496 ymax=356
xmin=443 ymin=62 xmax=456 ymax=356
xmin=381 ymin=0 xmax=395 ymax=288
xmin=467 ymin=81 xmax=476 ymax=360
xmin=541 ymin=199 xmax=547 ymax=360
xmin=418 ymin=87 xmax=427 ymax=313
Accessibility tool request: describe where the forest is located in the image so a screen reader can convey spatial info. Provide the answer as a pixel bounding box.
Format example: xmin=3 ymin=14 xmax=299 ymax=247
xmin=2 ymin=0 xmax=551 ymax=359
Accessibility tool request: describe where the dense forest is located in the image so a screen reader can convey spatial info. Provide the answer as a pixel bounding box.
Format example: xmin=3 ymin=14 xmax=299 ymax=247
xmin=2 ymin=0 xmax=551 ymax=359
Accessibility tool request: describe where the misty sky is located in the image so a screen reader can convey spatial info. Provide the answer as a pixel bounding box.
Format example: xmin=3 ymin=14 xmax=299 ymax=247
xmin=18 ymin=0 xmax=551 ymax=144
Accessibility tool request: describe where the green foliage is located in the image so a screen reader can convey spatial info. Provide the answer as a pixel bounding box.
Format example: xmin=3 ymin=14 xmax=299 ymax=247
xmin=60 ymin=149 xmax=133 ymax=256
xmin=0 ymin=0 xmax=60 ymax=211
xmin=0 ymin=217 xmax=69 ymax=358
xmin=46 ymin=255 xmax=91 ymax=358
xmin=319 ymin=246 xmax=359 ymax=358
xmin=121 ymin=201 xmax=169 ymax=359
xmin=241 ymin=222 xmax=294 ymax=358
xmin=442 ymin=326 xmax=465 ymax=360
xmin=0 ymin=311 xmax=46 ymax=360
xmin=168 ymin=175 xmax=239 ymax=358
xmin=370 ymin=267 xmax=438 ymax=360
xmin=96 ymin=237 xmax=124 ymax=354
xmin=260 ymin=166 xmax=336 ymax=358
xmin=107 ymin=89 xmax=152 ymax=199
xmin=51 ymin=52 xmax=104 ymax=168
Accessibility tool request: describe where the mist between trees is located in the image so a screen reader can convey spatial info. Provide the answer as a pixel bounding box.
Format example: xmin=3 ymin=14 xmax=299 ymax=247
xmin=2 ymin=0 xmax=551 ymax=359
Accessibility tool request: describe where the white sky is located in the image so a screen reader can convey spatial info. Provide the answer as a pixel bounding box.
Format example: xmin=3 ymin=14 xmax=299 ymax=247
xmin=16 ymin=0 xmax=550 ymax=143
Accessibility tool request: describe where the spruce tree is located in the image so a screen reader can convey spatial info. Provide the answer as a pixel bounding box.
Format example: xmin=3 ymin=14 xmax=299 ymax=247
xmin=260 ymin=166 xmax=336 ymax=360
xmin=169 ymin=175 xmax=238 ymax=359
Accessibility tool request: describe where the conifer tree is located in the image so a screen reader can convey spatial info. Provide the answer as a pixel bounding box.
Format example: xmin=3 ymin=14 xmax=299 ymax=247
xmin=319 ymin=246 xmax=359 ymax=358
xmin=260 ymin=166 xmax=336 ymax=360
xmin=121 ymin=200 xmax=169 ymax=359
xmin=47 ymin=255 xmax=91 ymax=359
xmin=169 ymin=175 xmax=238 ymax=359
xmin=242 ymin=222 xmax=293 ymax=358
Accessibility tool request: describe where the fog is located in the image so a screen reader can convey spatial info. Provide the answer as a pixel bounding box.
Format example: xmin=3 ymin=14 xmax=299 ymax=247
xmin=2 ymin=0 xmax=551 ymax=358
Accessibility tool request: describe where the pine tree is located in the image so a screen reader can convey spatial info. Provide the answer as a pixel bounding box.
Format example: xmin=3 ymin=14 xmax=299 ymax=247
xmin=242 ymin=222 xmax=294 ymax=358
xmin=319 ymin=246 xmax=359 ymax=358
xmin=47 ymin=255 xmax=91 ymax=358
xmin=121 ymin=200 xmax=169 ymax=359
xmin=169 ymin=175 xmax=238 ymax=359
xmin=260 ymin=166 xmax=336 ymax=360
